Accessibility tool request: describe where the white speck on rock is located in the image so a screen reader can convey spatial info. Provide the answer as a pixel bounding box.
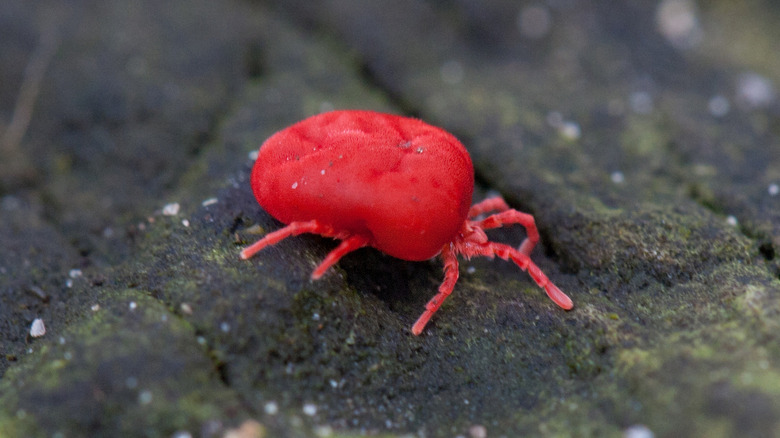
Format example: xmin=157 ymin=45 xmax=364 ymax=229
xmin=302 ymin=402 xmax=317 ymax=416
xmin=162 ymin=203 xmax=180 ymax=216
xmin=30 ymin=318 xmax=46 ymax=337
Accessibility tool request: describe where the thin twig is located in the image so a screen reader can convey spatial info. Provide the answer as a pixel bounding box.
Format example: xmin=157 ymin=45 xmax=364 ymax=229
xmin=1 ymin=13 xmax=63 ymax=154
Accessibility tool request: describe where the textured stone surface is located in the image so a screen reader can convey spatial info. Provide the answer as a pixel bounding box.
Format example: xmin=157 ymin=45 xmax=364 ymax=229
xmin=1 ymin=1 xmax=779 ymax=437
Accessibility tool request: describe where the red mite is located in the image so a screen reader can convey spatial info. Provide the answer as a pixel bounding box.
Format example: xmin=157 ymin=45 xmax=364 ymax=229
xmin=240 ymin=110 xmax=573 ymax=335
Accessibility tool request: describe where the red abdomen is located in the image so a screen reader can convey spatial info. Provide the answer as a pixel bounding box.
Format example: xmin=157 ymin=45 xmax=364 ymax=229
xmin=250 ymin=110 xmax=474 ymax=261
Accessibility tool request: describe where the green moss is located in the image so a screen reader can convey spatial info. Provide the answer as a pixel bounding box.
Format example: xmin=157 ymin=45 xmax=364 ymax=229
xmin=0 ymin=289 xmax=250 ymax=438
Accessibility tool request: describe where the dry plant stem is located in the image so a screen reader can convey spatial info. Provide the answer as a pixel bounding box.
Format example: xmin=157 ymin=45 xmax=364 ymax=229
xmin=1 ymin=13 xmax=62 ymax=154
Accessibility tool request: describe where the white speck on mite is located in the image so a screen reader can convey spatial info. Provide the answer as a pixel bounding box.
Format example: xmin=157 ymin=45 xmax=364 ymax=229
xmin=30 ymin=318 xmax=46 ymax=337
xmin=292 ymin=182 xmax=298 ymax=189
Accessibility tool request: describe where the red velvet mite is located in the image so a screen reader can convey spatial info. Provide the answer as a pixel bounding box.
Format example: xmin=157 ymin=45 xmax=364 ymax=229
xmin=240 ymin=110 xmax=573 ymax=335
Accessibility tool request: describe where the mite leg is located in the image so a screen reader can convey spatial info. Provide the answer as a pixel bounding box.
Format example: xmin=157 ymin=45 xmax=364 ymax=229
xmin=311 ymin=235 xmax=370 ymax=279
xmin=467 ymin=196 xmax=510 ymax=219
xmin=488 ymin=242 xmax=573 ymax=310
xmin=240 ymin=220 xmax=336 ymax=260
xmin=472 ymin=209 xmax=540 ymax=256
xmin=412 ymin=244 xmax=460 ymax=335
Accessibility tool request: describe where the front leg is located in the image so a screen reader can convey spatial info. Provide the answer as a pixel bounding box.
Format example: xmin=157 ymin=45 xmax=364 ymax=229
xmin=411 ymin=243 xmax=460 ymax=335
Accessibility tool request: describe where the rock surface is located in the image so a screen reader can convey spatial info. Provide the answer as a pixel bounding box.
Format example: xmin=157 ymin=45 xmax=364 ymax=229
xmin=1 ymin=1 xmax=779 ymax=437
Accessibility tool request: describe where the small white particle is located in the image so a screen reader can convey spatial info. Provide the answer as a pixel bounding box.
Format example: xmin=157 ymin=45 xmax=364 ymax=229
xmin=469 ymin=424 xmax=487 ymax=438
xmin=126 ymin=376 xmax=138 ymax=389
xmin=518 ymin=5 xmax=551 ymax=39
xmin=546 ymin=111 xmax=564 ymax=127
xmin=655 ymin=0 xmax=702 ymax=49
xmin=220 ymin=322 xmax=230 ymax=332
xmin=162 ymin=203 xmax=180 ymax=216
xmin=180 ymin=303 xmax=193 ymax=315
xmin=768 ymin=183 xmax=779 ymax=196
xmin=611 ymin=171 xmax=625 ymax=184
xmin=466 ymin=266 xmax=476 ymax=274
xmin=91 ymin=304 xmax=100 ymax=311
xmin=623 ymin=424 xmax=655 ymax=438
xmin=69 ymin=269 xmax=83 ymax=279
xmin=559 ymin=121 xmax=581 ymax=140
xmin=314 ymin=425 xmax=333 ymax=437
xmin=708 ymin=95 xmax=730 ymax=117
xmin=302 ymin=403 xmax=317 ymax=416
xmin=629 ymin=91 xmax=654 ymax=114
xmin=30 ymin=318 xmax=46 ymax=337
xmin=736 ymin=72 xmax=776 ymax=109
xmin=201 ymin=197 xmax=218 ymax=207
xmin=320 ymin=169 xmax=326 ymax=175
xmin=63 ymin=351 xmax=72 ymax=360
xmin=291 ymin=182 xmax=298 ymax=189
xmin=181 ymin=219 xmax=190 ymax=227
xmin=171 ymin=432 xmax=193 ymax=438
xmin=416 ymin=147 xmax=424 ymax=153
xmin=248 ymin=150 xmax=259 ymax=161
xmin=726 ymin=215 xmax=738 ymax=226
xmin=59 ymin=336 xmax=66 ymax=345
xmin=66 ymin=279 xmax=73 ymax=288
xmin=129 ymin=301 xmax=137 ymax=310
xmin=440 ymin=60 xmax=465 ymax=84
xmin=312 ymin=313 xmax=320 ymax=321
xmin=319 ymin=101 xmax=335 ymax=113
xmin=264 ymin=401 xmax=279 ymax=415
xmin=138 ymin=390 xmax=153 ymax=405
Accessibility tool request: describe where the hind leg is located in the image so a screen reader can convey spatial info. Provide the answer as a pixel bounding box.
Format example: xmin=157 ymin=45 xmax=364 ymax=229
xmin=488 ymin=242 xmax=572 ymax=309
xmin=471 ymin=208 xmax=540 ymax=256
